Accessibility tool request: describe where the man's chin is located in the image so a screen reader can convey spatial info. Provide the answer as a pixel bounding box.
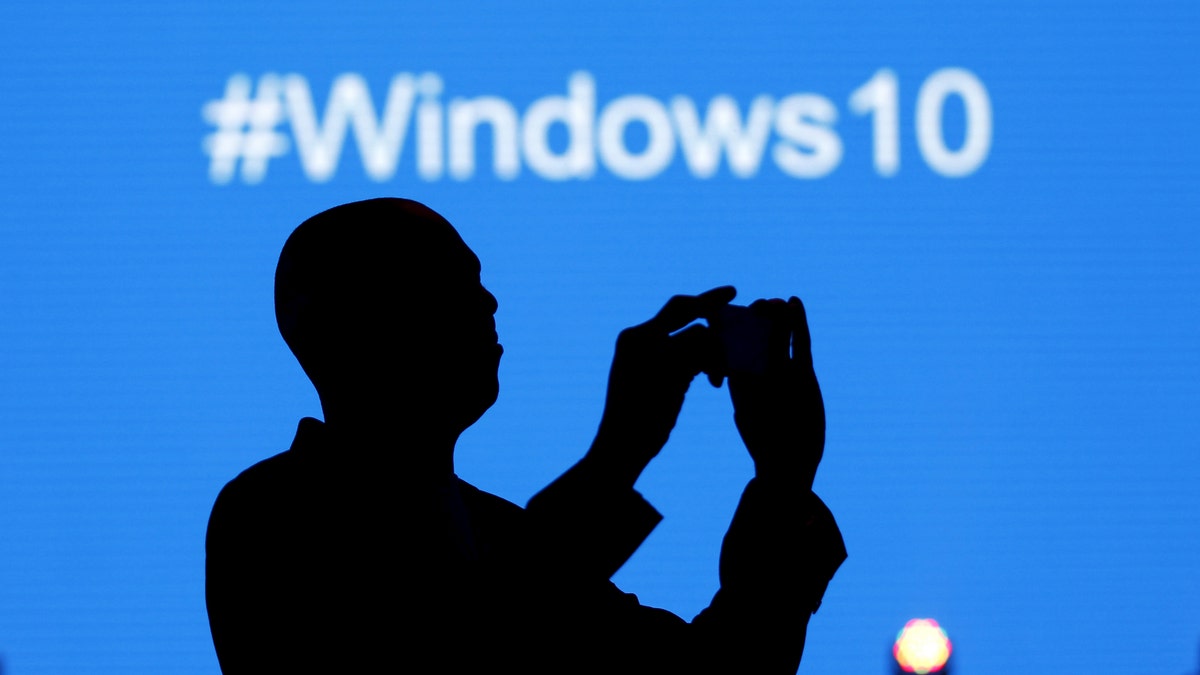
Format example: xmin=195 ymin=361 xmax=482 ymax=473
xmin=454 ymin=388 xmax=497 ymax=434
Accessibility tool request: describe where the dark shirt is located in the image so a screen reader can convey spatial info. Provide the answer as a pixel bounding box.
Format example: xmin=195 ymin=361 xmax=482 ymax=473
xmin=206 ymin=418 xmax=846 ymax=673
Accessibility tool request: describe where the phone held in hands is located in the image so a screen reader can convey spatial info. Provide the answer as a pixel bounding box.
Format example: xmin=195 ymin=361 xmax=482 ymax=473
xmin=713 ymin=304 xmax=771 ymax=377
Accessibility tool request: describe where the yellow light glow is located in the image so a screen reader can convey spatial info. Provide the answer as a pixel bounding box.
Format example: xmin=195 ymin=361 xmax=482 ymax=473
xmin=893 ymin=618 xmax=952 ymax=674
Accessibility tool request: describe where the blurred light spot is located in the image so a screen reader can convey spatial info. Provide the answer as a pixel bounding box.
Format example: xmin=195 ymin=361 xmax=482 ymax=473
xmin=894 ymin=618 xmax=952 ymax=673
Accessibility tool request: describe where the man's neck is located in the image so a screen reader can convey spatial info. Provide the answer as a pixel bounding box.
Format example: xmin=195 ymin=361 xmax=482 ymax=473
xmin=318 ymin=405 xmax=459 ymax=480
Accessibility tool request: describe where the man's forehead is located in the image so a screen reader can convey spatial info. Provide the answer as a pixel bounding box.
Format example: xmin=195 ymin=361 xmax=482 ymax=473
xmin=413 ymin=231 xmax=480 ymax=274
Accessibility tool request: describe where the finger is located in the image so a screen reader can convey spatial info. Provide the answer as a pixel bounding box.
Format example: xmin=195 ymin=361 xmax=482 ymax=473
xmin=788 ymin=296 xmax=813 ymax=367
xmin=747 ymin=298 xmax=772 ymax=311
xmin=668 ymin=323 xmax=716 ymax=378
xmin=694 ymin=316 xmax=728 ymax=387
xmin=754 ymin=298 xmax=791 ymax=369
xmin=698 ymin=285 xmax=738 ymax=304
xmin=643 ymin=286 xmax=736 ymax=334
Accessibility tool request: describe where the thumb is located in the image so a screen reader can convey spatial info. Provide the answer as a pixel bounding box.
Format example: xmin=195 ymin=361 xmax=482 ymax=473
xmin=668 ymin=324 xmax=716 ymax=378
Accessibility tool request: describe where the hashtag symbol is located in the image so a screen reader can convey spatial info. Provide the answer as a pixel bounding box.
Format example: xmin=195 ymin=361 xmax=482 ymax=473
xmin=202 ymin=74 xmax=290 ymax=184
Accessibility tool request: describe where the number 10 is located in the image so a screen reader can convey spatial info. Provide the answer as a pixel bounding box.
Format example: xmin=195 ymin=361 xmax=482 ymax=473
xmin=850 ymin=68 xmax=993 ymax=177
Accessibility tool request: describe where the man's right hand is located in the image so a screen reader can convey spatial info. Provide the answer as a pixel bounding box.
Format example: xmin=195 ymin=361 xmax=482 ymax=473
xmin=727 ymin=297 xmax=825 ymax=490
xmin=585 ymin=286 xmax=737 ymax=489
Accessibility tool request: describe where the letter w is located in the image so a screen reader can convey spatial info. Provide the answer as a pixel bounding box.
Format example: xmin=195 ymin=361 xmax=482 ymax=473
xmin=283 ymin=73 xmax=416 ymax=182
xmin=671 ymin=95 xmax=774 ymax=178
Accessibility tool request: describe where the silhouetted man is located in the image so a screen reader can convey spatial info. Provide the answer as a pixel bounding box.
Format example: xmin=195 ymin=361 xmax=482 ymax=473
xmin=205 ymin=198 xmax=846 ymax=673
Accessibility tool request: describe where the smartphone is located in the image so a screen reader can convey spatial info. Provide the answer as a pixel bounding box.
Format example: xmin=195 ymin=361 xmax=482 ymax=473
xmin=714 ymin=304 xmax=771 ymax=376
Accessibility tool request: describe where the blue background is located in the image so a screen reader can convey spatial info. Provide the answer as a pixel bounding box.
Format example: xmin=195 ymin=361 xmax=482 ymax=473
xmin=1 ymin=2 xmax=1198 ymax=673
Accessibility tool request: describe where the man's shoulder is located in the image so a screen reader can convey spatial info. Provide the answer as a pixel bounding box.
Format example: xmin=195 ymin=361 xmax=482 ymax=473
xmin=207 ymin=449 xmax=299 ymax=538
xmin=455 ymin=478 xmax=540 ymax=553
xmin=216 ymin=445 xmax=302 ymax=500
xmin=210 ymin=418 xmax=326 ymax=510
xmin=456 ymin=478 xmax=525 ymax=520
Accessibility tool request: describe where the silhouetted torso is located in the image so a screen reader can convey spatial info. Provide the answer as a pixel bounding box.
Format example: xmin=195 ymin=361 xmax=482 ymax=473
xmin=207 ymin=418 xmax=845 ymax=673
xmin=207 ymin=418 xmax=656 ymax=672
xmin=208 ymin=419 xmax=516 ymax=671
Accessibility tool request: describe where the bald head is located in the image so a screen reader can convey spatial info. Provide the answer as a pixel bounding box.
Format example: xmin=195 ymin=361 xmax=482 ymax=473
xmin=275 ymin=198 xmax=470 ymax=343
xmin=274 ymin=198 xmax=501 ymax=432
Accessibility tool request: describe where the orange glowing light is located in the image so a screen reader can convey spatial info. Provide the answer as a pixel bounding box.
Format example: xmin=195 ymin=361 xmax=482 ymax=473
xmin=893 ymin=618 xmax=952 ymax=674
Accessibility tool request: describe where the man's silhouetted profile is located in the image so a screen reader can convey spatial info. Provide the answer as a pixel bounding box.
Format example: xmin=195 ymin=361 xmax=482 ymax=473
xmin=205 ymin=198 xmax=846 ymax=673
